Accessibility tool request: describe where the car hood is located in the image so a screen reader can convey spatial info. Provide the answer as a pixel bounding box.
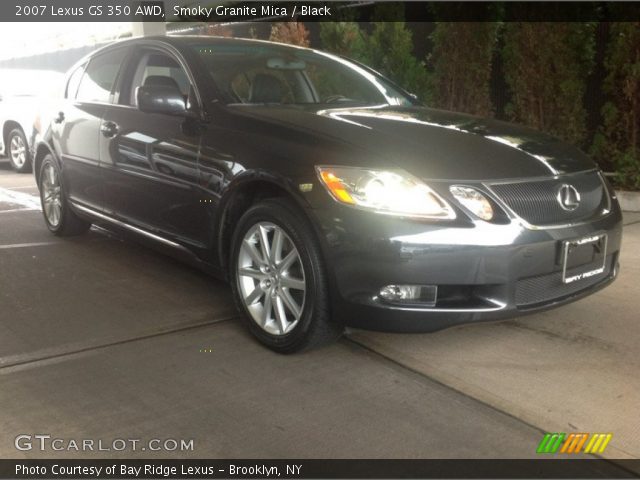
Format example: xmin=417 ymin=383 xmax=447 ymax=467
xmin=232 ymin=105 xmax=597 ymax=181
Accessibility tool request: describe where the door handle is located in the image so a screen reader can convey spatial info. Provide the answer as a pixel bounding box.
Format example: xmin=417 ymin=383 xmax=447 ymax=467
xmin=54 ymin=111 xmax=65 ymax=124
xmin=100 ymin=121 xmax=119 ymax=138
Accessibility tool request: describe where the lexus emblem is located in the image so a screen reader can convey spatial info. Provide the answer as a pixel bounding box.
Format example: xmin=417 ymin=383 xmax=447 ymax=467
xmin=557 ymin=184 xmax=581 ymax=211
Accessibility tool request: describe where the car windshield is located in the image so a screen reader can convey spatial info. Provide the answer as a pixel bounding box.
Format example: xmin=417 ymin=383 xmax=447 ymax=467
xmin=191 ymin=42 xmax=416 ymax=107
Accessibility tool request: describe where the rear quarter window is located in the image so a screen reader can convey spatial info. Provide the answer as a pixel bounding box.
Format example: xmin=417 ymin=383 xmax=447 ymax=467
xmin=65 ymin=64 xmax=85 ymax=99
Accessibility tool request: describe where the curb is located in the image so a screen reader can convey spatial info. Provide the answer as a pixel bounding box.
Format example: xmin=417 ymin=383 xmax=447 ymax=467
xmin=616 ymin=191 xmax=640 ymax=212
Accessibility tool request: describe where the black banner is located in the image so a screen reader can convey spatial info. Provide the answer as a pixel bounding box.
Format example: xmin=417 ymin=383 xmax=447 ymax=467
xmin=1 ymin=459 xmax=640 ymax=479
xmin=1 ymin=1 xmax=640 ymax=22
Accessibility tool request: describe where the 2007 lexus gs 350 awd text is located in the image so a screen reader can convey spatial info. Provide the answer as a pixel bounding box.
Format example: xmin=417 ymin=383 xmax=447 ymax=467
xmin=33 ymin=37 xmax=622 ymax=352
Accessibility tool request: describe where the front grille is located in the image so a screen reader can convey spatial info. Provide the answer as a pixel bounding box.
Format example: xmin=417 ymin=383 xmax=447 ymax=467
xmin=489 ymin=171 xmax=605 ymax=226
xmin=515 ymin=255 xmax=613 ymax=308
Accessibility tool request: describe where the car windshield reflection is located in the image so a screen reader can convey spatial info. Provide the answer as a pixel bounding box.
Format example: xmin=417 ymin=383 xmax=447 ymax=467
xmin=191 ymin=42 xmax=415 ymax=108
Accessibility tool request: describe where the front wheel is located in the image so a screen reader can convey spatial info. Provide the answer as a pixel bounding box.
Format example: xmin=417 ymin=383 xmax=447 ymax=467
xmin=230 ymin=198 xmax=342 ymax=353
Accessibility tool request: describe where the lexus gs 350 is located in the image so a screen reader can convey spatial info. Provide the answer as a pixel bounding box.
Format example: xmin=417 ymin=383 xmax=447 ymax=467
xmin=33 ymin=36 xmax=622 ymax=352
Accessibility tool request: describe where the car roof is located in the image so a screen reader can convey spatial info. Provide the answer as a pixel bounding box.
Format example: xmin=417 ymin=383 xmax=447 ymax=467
xmin=97 ymin=35 xmax=315 ymax=55
xmin=65 ymin=34 xmax=323 ymax=84
xmin=66 ymin=34 xmax=320 ymax=83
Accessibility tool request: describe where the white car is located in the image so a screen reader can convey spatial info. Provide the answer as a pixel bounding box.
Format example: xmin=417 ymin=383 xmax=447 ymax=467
xmin=0 ymin=69 xmax=63 ymax=173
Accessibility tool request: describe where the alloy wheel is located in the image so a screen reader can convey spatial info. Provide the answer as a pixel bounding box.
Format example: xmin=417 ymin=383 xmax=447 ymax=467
xmin=41 ymin=163 xmax=62 ymax=227
xmin=10 ymin=134 xmax=26 ymax=168
xmin=237 ymin=222 xmax=306 ymax=336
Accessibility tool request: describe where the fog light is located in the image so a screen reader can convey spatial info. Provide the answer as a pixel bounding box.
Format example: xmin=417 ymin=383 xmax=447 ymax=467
xmin=379 ymin=285 xmax=437 ymax=306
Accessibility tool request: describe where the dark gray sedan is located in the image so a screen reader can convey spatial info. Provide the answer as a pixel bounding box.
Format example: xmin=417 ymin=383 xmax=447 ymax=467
xmin=33 ymin=36 xmax=622 ymax=352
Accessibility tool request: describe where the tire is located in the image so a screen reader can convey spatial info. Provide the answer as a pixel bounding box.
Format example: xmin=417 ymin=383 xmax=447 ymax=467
xmin=230 ymin=198 xmax=342 ymax=353
xmin=7 ymin=128 xmax=32 ymax=173
xmin=39 ymin=155 xmax=91 ymax=236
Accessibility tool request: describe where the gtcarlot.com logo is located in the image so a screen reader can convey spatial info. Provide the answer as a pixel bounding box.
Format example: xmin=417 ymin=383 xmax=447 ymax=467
xmin=15 ymin=434 xmax=194 ymax=452
xmin=536 ymin=432 xmax=612 ymax=454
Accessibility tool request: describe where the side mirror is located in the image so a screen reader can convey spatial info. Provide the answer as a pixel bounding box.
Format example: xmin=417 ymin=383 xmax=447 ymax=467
xmin=136 ymin=85 xmax=186 ymax=116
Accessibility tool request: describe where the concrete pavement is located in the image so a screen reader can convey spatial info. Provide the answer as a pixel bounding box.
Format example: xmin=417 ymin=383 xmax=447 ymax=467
xmin=3 ymin=320 xmax=547 ymax=459
xmin=0 ymin=160 xmax=637 ymax=460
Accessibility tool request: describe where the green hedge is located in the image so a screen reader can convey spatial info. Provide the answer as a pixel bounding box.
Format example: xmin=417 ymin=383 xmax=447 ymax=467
xmin=427 ymin=22 xmax=501 ymax=116
xmin=592 ymin=22 xmax=640 ymax=190
xmin=502 ymin=22 xmax=596 ymax=146
xmin=319 ymin=22 xmax=368 ymax=60
xmin=320 ymin=5 xmax=429 ymax=101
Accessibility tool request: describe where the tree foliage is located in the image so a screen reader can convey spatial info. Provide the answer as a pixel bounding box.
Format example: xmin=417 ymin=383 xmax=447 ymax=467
xmin=319 ymin=22 xmax=368 ymax=61
xmin=427 ymin=22 xmax=501 ymax=116
xmin=502 ymin=22 xmax=596 ymax=145
xmin=269 ymin=22 xmax=310 ymax=47
xmin=365 ymin=22 xmax=428 ymax=100
xmin=362 ymin=4 xmax=428 ymax=100
xmin=592 ymin=22 xmax=640 ymax=189
xmin=319 ymin=6 xmax=428 ymax=101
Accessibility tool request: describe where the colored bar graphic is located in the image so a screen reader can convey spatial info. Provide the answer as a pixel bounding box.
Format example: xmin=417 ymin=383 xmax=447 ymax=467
xmin=549 ymin=433 xmax=566 ymax=453
xmin=536 ymin=434 xmax=552 ymax=454
xmin=560 ymin=433 xmax=588 ymax=454
xmin=537 ymin=433 xmax=565 ymax=453
xmin=584 ymin=433 xmax=613 ymax=454
xmin=538 ymin=433 xmax=613 ymax=454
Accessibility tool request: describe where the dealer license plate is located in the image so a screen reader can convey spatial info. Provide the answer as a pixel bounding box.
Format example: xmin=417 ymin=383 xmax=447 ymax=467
xmin=561 ymin=234 xmax=607 ymax=284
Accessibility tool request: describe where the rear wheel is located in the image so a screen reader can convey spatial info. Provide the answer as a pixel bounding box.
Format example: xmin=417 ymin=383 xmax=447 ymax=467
xmin=7 ymin=128 xmax=32 ymax=173
xmin=230 ymin=198 xmax=342 ymax=353
xmin=39 ymin=155 xmax=90 ymax=236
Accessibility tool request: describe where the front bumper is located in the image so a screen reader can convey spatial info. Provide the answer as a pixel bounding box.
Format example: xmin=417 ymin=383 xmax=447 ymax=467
xmin=311 ymin=200 xmax=623 ymax=333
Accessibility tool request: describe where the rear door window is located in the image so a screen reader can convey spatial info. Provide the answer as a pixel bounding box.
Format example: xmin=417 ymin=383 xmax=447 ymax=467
xmin=76 ymin=48 xmax=127 ymax=103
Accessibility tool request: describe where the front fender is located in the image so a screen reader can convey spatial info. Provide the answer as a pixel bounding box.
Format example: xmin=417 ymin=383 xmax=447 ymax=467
xmin=213 ymin=169 xmax=315 ymax=276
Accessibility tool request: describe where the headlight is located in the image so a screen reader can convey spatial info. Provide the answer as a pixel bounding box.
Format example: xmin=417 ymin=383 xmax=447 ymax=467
xmin=316 ymin=166 xmax=455 ymax=219
xmin=449 ymin=186 xmax=493 ymax=221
